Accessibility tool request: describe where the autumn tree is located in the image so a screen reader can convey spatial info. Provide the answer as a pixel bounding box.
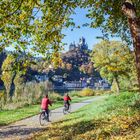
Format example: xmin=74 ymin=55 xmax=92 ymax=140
xmin=1 ymin=52 xmax=29 ymax=100
xmin=91 ymin=40 xmax=135 ymax=93
xmin=13 ymin=72 xmax=26 ymax=98
xmin=0 ymin=0 xmax=78 ymax=67
xmin=1 ymin=0 xmax=140 ymax=89
xmin=66 ymin=63 xmax=72 ymax=71
xmin=80 ymin=0 xmax=140 ymax=90
xmin=1 ymin=54 xmax=16 ymax=100
xmin=0 ymin=51 xmax=6 ymax=85
xmin=87 ymin=63 xmax=94 ymax=76
xmin=79 ymin=63 xmax=94 ymax=76
xmin=79 ymin=64 xmax=88 ymax=74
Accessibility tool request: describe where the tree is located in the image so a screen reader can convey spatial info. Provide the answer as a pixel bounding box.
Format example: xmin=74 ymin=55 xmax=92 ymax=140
xmin=1 ymin=52 xmax=29 ymax=100
xmin=1 ymin=54 xmax=16 ymax=100
xmin=13 ymin=72 xmax=26 ymax=98
xmin=87 ymin=63 xmax=94 ymax=76
xmin=1 ymin=0 xmax=140 ymax=88
xmin=81 ymin=0 xmax=140 ymax=89
xmin=0 ymin=51 xmax=7 ymax=86
xmin=66 ymin=63 xmax=72 ymax=71
xmin=79 ymin=64 xmax=88 ymax=74
xmin=91 ymin=40 xmax=135 ymax=93
xmin=0 ymin=0 xmax=78 ymax=66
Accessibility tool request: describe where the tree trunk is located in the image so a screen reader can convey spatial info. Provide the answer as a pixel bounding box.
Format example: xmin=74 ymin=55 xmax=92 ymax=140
xmin=122 ymin=1 xmax=140 ymax=91
xmin=114 ymin=77 xmax=120 ymax=94
xmin=8 ymin=72 xmax=16 ymax=102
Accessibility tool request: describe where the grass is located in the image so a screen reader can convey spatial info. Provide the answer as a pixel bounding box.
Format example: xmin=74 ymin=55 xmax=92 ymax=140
xmin=34 ymin=91 xmax=140 ymax=140
xmin=0 ymin=95 xmax=94 ymax=126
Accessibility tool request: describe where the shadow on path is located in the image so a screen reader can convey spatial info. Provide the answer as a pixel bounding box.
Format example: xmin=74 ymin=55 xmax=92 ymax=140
xmin=5 ymin=125 xmax=26 ymax=129
xmin=0 ymin=127 xmax=45 ymax=138
xmin=0 ymin=96 xmax=107 ymax=140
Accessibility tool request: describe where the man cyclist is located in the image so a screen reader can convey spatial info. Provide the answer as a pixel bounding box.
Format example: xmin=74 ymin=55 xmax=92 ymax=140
xmin=63 ymin=93 xmax=71 ymax=111
xmin=41 ymin=94 xmax=52 ymax=121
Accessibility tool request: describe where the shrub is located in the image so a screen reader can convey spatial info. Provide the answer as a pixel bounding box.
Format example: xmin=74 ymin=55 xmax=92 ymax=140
xmin=94 ymin=90 xmax=105 ymax=96
xmin=111 ymin=79 xmax=119 ymax=93
xmin=49 ymin=92 xmax=63 ymax=101
xmin=133 ymin=99 xmax=140 ymax=109
xmin=69 ymin=91 xmax=82 ymax=97
xmin=131 ymin=93 xmax=140 ymax=109
xmin=80 ymin=88 xmax=95 ymax=96
xmin=2 ymin=81 xmax=53 ymax=110
xmin=94 ymin=90 xmax=112 ymax=96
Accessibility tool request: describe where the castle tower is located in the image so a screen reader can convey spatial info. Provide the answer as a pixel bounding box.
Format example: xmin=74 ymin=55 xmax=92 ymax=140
xmin=79 ymin=37 xmax=88 ymax=50
xmin=69 ymin=42 xmax=76 ymax=50
xmin=69 ymin=37 xmax=88 ymax=51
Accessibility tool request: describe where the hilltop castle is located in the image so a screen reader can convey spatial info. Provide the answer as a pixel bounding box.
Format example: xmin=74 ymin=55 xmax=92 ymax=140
xmin=69 ymin=37 xmax=88 ymax=51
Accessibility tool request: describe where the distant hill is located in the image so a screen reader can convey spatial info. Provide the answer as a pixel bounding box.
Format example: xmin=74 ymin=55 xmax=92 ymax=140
xmin=62 ymin=47 xmax=90 ymax=67
xmin=53 ymin=37 xmax=101 ymax=81
xmin=0 ymin=38 xmax=101 ymax=87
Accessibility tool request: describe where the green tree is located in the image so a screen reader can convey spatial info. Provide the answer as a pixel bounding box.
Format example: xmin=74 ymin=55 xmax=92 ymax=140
xmin=0 ymin=0 xmax=77 ymax=64
xmin=1 ymin=0 xmax=140 ymax=88
xmin=91 ymin=40 xmax=135 ymax=93
xmin=1 ymin=53 xmax=29 ymax=100
xmin=1 ymin=54 xmax=16 ymax=100
xmin=81 ymin=0 xmax=140 ymax=90
xmin=13 ymin=72 xmax=26 ymax=98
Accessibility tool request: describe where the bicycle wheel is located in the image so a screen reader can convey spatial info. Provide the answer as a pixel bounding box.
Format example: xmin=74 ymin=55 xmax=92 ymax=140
xmin=39 ymin=111 xmax=48 ymax=126
xmin=63 ymin=107 xmax=67 ymax=114
xmin=68 ymin=105 xmax=71 ymax=113
xmin=63 ymin=104 xmax=69 ymax=114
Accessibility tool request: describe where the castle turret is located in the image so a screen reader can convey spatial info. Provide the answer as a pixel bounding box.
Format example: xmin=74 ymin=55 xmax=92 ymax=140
xmin=69 ymin=37 xmax=88 ymax=51
xmin=69 ymin=42 xmax=76 ymax=50
xmin=78 ymin=37 xmax=88 ymax=50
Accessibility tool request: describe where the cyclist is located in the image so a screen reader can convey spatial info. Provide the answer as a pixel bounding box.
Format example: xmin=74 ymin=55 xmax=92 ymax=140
xmin=41 ymin=94 xmax=52 ymax=121
xmin=63 ymin=93 xmax=71 ymax=111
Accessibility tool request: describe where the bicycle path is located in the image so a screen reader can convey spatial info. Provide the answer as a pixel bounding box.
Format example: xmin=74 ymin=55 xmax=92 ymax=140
xmin=0 ymin=95 xmax=107 ymax=140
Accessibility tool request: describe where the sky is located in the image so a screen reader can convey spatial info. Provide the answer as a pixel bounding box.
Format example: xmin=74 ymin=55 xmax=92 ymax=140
xmin=62 ymin=8 xmax=120 ymax=52
xmin=6 ymin=8 xmax=121 ymax=53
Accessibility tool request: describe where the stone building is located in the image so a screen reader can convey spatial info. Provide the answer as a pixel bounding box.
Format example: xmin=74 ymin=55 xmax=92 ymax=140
xmin=69 ymin=37 xmax=88 ymax=51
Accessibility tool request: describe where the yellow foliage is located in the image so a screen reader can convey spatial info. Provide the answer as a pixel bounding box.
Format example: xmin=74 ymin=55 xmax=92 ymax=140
xmin=49 ymin=92 xmax=63 ymax=101
xmin=32 ymin=112 xmax=140 ymax=140
xmin=19 ymin=14 xmax=25 ymax=20
xmin=80 ymin=88 xmax=95 ymax=96
xmin=0 ymin=91 xmax=4 ymax=99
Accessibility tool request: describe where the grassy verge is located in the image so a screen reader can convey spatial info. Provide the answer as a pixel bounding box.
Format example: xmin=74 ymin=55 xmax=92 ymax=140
xmin=0 ymin=96 xmax=94 ymax=126
xmin=35 ymin=92 xmax=140 ymax=140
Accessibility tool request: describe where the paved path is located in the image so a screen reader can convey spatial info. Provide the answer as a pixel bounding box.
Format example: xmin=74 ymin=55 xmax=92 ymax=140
xmin=0 ymin=96 xmax=106 ymax=140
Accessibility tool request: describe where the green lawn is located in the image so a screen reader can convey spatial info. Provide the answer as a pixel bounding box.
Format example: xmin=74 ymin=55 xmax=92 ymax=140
xmin=0 ymin=96 xmax=94 ymax=126
xmin=35 ymin=92 xmax=140 ymax=140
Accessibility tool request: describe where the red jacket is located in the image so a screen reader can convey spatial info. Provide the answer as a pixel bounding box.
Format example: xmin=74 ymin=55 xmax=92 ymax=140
xmin=64 ymin=96 xmax=71 ymax=101
xmin=41 ymin=98 xmax=52 ymax=110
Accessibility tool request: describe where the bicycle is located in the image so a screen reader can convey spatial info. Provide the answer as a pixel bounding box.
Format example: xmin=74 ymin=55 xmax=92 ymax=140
xmin=39 ymin=109 xmax=51 ymax=126
xmin=63 ymin=103 xmax=71 ymax=114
